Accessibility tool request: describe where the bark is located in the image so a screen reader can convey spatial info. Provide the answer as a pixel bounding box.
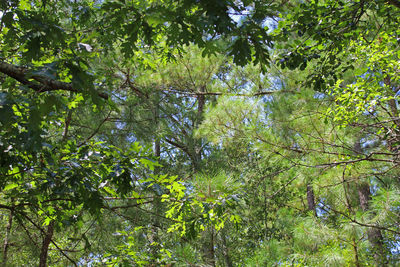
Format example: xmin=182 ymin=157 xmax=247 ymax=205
xmin=154 ymin=141 xmax=160 ymax=159
xmin=353 ymin=137 xmax=387 ymax=264
xmin=150 ymin=102 xmax=161 ymax=264
xmin=63 ymin=108 xmax=73 ymax=141
xmin=221 ymin=230 xmax=233 ymax=267
xmin=2 ymin=208 xmax=13 ymax=266
xmin=0 ymin=61 xmax=108 ymax=99
xmin=352 ymin=237 xmax=361 ymax=267
xmin=196 ymin=90 xmax=205 ymax=128
xmin=39 ymin=221 xmax=55 ymax=267
xmin=192 ymin=86 xmax=206 ymax=171
xmin=209 ymin=228 xmax=215 ymax=267
xmin=306 ymin=184 xmax=317 ymax=216
xmin=342 ymin=173 xmax=361 ymax=267
xmin=201 ymin=226 xmax=216 ymax=267
xmin=357 ymin=182 xmax=387 ymax=265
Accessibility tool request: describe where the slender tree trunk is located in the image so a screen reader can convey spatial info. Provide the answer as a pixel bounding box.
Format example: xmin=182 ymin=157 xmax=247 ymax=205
xmin=207 ymin=181 xmax=215 ymax=267
xmin=203 ymin=226 xmax=216 ymax=267
xmin=202 ymin=193 xmax=215 ymax=267
xmin=352 ymin=237 xmax=361 ymax=267
xmin=192 ymin=86 xmax=206 ymax=172
xmin=154 ymin=140 xmax=160 ymax=159
xmin=353 ymin=138 xmax=387 ymax=265
xmin=210 ymin=227 xmax=215 ymax=267
xmin=2 ymin=208 xmax=13 ymax=266
xmin=150 ymin=198 xmax=161 ymax=264
xmin=357 ymin=182 xmax=387 ymax=265
xmin=39 ymin=220 xmax=55 ymax=267
xmin=306 ymin=184 xmax=316 ymax=216
xmin=196 ymin=86 xmax=205 ymax=128
xmin=221 ymin=229 xmax=233 ymax=267
xmin=150 ymin=99 xmax=162 ymax=264
xmin=342 ymin=171 xmax=361 ymax=267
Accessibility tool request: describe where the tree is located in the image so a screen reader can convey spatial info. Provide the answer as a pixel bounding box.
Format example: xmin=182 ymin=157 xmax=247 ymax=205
xmin=1 ymin=0 xmax=400 ymax=265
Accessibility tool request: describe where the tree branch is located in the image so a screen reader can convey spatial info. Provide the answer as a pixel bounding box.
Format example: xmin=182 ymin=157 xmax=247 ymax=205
xmin=0 ymin=61 xmax=108 ymax=99
xmin=387 ymin=0 xmax=400 ymax=8
xmin=160 ymin=88 xmax=294 ymax=97
xmin=77 ymin=110 xmax=112 ymax=147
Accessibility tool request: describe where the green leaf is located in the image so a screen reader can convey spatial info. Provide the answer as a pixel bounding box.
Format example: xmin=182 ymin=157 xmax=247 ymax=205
xmin=354 ymin=67 xmax=368 ymax=76
xmin=43 ymin=217 xmax=52 ymax=226
xmin=2 ymin=12 xmax=14 ymax=27
xmin=40 ymin=95 xmax=57 ymax=115
xmin=3 ymin=183 xmax=18 ymax=191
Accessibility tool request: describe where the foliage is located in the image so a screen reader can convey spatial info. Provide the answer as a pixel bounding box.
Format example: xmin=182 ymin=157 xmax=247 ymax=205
xmin=1 ymin=0 xmax=400 ymax=266
xmin=329 ymin=30 xmax=400 ymax=125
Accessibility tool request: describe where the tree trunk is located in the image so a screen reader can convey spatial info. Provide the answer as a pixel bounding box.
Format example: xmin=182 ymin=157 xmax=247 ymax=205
xmin=39 ymin=221 xmax=55 ymax=267
xmin=353 ymin=137 xmax=387 ymax=265
xmin=221 ymin=229 xmax=233 ymax=267
xmin=2 ymin=208 xmax=13 ymax=266
xmin=201 ymin=226 xmax=215 ymax=267
xmin=357 ymin=182 xmax=387 ymax=265
xmin=342 ymin=175 xmax=361 ymax=267
xmin=306 ymin=184 xmax=317 ymax=216
xmin=192 ymin=86 xmax=206 ymax=172
xmin=208 ymin=227 xmax=216 ymax=267
xmin=150 ymin=101 xmax=162 ymax=264
xmin=352 ymin=236 xmax=361 ymax=267
xmin=196 ymin=86 xmax=206 ymax=128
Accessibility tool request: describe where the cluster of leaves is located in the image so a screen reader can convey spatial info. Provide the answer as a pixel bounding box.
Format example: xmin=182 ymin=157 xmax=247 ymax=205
xmin=1 ymin=0 xmax=400 ymax=266
xmin=163 ymin=171 xmax=242 ymax=239
xmin=329 ymin=30 xmax=400 ymax=125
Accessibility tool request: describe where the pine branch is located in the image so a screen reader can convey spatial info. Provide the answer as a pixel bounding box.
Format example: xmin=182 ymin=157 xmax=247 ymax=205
xmin=160 ymin=88 xmax=294 ymax=97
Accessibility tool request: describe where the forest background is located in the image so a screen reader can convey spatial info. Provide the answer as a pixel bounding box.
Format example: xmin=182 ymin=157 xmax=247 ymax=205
xmin=0 ymin=0 xmax=399 ymax=266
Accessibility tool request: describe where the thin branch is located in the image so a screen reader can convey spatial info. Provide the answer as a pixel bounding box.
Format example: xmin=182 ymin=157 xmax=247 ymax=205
xmin=159 ymin=88 xmax=294 ymax=97
xmin=0 ymin=204 xmax=12 ymax=210
xmin=104 ymin=196 xmax=154 ymax=200
xmin=77 ymin=110 xmax=112 ymax=147
xmin=267 ymin=175 xmax=298 ymax=199
xmin=107 ymin=201 xmax=154 ymax=210
xmin=319 ymin=203 xmax=400 ymax=236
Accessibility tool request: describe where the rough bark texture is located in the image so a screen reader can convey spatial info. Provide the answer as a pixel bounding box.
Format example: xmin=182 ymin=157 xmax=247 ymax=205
xmin=39 ymin=221 xmax=55 ymax=267
xmin=306 ymin=184 xmax=317 ymax=216
xmin=357 ymin=182 xmax=387 ymax=266
xmin=197 ymin=91 xmax=205 ymax=127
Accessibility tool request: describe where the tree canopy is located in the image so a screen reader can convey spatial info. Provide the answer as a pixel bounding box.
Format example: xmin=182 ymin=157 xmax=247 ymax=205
xmin=1 ymin=0 xmax=400 ymax=266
